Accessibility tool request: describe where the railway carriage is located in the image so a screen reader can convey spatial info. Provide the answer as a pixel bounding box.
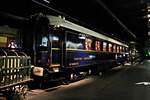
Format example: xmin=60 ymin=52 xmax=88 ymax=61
xmin=23 ymin=14 xmax=129 ymax=86
xmin=0 ymin=13 xmax=32 ymax=99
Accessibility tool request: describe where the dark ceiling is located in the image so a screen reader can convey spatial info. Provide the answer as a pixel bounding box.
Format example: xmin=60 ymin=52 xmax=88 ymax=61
xmin=46 ymin=0 xmax=148 ymax=44
xmin=0 ymin=0 xmax=149 ymax=46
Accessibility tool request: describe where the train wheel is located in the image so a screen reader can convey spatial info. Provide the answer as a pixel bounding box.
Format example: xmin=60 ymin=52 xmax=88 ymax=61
xmin=61 ymin=73 xmax=72 ymax=85
xmin=88 ymin=69 xmax=92 ymax=75
xmin=70 ymin=73 xmax=74 ymax=80
xmin=61 ymin=76 xmax=70 ymax=85
xmin=98 ymin=72 xmax=103 ymax=77
xmin=61 ymin=79 xmax=70 ymax=85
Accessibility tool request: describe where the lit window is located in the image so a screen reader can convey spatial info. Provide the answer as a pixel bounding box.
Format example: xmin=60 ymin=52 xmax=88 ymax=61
xmin=113 ymin=44 xmax=116 ymax=52
xmin=8 ymin=40 xmax=18 ymax=48
xmin=103 ymin=42 xmax=107 ymax=51
xmin=41 ymin=36 xmax=48 ymax=47
xmin=122 ymin=47 xmax=124 ymax=52
xmin=108 ymin=43 xmax=112 ymax=52
xmin=85 ymin=38 xmax=92 ymax=50
xmin=95 ymin=41 xmax=100 ymax=51
xmin=117 ymin=46 xmax=120 ymax=53
xmin=120 ymin=46 xmax=122 ymax=52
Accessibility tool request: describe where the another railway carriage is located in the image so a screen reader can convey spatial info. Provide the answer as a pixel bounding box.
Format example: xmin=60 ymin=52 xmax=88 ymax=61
xmin=0 ymin=13 xmax=32 ymax=99
xmin=23 ymin=14 xmax=128 ymax=86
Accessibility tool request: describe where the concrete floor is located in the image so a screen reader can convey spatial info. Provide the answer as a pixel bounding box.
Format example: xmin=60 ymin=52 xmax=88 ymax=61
xmin=28 ymin=60 xmax=150 ymax=100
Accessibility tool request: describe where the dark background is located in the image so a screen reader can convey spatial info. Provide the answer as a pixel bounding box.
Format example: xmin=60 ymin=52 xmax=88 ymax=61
xmin=0 ymin=0 xmax=148 ymax=51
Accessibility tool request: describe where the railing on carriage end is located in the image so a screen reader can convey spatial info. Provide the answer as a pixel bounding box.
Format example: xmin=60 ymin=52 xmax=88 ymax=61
xmin=0 ymin=49 xmax=32 ymax=90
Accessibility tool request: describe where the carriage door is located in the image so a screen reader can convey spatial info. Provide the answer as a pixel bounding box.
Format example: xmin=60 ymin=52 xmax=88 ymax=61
xmin=51 ymin=34 xmax=63 ymax=73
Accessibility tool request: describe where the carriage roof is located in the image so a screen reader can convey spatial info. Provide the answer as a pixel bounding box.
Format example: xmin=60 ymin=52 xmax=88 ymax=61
xmin=47 ymin=15 xmax=128 ymax=47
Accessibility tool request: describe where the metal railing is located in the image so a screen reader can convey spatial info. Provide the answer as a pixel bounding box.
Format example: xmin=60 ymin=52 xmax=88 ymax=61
xmin=0 ymin=49 xmax=31 ymax=90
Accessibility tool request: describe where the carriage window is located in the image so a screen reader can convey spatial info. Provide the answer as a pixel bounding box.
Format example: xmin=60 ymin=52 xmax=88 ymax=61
xmin=85 ymin=38 xmax=92 ymax=50
xmin=125 ymin=47 xmax=128 ymax=52
xmin=120 ymin=46 xmax=122 ymax=53
xmin=66 ymin=32 xmax=84 ymax=49
xmin=95 ymin=40 xmax=100 ymax=51
xmin=113 ymin=44 xmax=116 ymax=52
xmin=8 ymin=40 xmax=18 ymax=48
xmin=36 ymin=35 xmax=49 ymax=51
xmin=0 ymin=25 xmax=20 ymax=48
xmin=40 ymin=36 xmax=48 ymax=47
xmin=117 ymin=46 xmax=120 ymax=53
xmin=52 ymin=35 xmax=60 ymax=48
xmin=103 ymin=42 xmax=107 ymax=51
xmin=122 ymin=47 xmax=125 ymax=52
xmin=108 ymin=43 xmax=112 ymax=52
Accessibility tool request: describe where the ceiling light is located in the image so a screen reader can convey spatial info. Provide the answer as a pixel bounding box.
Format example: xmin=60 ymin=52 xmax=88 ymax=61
xmin=43 ymin=0 xmax=50 ymax=3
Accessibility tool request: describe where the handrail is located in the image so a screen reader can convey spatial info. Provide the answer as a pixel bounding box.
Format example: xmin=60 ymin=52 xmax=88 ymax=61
xmin=19 ymin=52 xmax=28 ymax=57
xmin=0 ymin=49 xmax=7 ymax=56
xmin=7 ymin=50 xmax=18 ymax=56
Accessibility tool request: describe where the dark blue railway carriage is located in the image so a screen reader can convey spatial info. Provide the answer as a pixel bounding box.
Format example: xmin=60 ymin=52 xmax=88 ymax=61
xmin=23 ymin=14 xmax=129 ymax=86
